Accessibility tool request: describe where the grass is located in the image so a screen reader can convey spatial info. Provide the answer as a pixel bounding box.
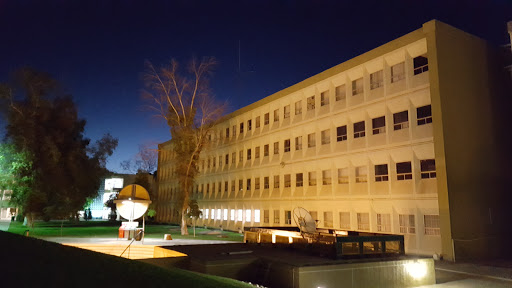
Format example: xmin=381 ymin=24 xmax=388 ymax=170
xmin=1 ymin=230 xmax=253 ymax=288
xmin=7 ymin=220 xmax=245 ymax=242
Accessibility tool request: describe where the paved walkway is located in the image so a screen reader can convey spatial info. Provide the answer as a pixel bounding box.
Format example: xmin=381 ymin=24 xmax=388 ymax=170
xmin=43 ymin=236 xmax=236 ymax=246
xmin=0 ymin=220 xmax=10 ymax=231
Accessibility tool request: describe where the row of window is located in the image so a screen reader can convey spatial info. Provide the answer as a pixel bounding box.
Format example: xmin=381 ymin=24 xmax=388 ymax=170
xmin=197 ymin=105 xmax=432 ymax=173
xmin=199 ymin=208 xmax=440 ymax=236
xmin=210 ymin=56 xmax=428 ymax=143
xmin=191 ymin=160 xmax=436 ymax=195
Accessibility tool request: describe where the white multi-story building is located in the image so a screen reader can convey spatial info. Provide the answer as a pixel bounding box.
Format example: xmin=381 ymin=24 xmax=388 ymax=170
xmin=157 ymin=20 xmax=512 ymax=261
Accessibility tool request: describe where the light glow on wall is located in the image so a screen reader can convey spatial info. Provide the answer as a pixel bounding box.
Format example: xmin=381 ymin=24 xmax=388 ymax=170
xmin=405 ymin=261 xmax=428 ymax=279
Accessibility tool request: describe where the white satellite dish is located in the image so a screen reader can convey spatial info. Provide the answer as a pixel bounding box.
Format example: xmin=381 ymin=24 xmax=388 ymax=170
xmin=293 ymin=207 xmax=317 ymax=238
xmin=114 ymin=184 xmax=151 ymax=221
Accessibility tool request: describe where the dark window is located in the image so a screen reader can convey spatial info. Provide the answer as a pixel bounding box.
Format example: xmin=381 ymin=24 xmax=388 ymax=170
xmin=372 ymin=116 xmax=385 ymax=135
xmin=225 ymin=154 xmax=229 ymax=165
xmin=264 ymin=144 xmax=269 ymax=156
xmin=413 ymin=56 xmax=429 ymax=75
xmin=284 ymin=139 xmax=291 ymax=152
xmin=337 ymin=125 xmax=347 ymax=141
xmin=248 ymin=119 xmax=252 ymax=131
xmin=264 ymin=113 xmax=269 ymax=125
xmin=417 ymin=105 xmax=432 ymax=125
xmin=240 ymin=122 xmax=244 ymax=134
xmin=247 ymin=149 xmax=251 ymax=160
xmin=226 ymin=128 xmax=230 ymax=138
xmin=354 ymin=121 xmax=365 ymax=138
xmin=296 ymin=173 xmax=303 ymax=187
xmin=421 ymin=159 xmax=436 ymax=179
xmin=375 ymin=164 xmax=389 ymax=182
xmin=393 ymin=111 xmax=409 ymax=130
xmin=396 ymin=162 xmax=413 ymax=180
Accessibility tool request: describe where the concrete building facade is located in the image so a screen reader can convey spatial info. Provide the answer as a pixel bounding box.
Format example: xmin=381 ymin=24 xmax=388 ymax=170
xmin=156 ymin=20 xmax=512 ymax=261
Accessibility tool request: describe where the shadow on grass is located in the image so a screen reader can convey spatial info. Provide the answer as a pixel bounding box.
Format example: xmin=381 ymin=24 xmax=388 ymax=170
xmin=1 ymin=231 xmax=253 ymax=288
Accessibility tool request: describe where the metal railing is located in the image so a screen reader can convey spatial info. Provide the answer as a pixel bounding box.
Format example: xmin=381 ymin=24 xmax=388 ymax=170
xmin=120 ymin=230 xmax=144 ymax=258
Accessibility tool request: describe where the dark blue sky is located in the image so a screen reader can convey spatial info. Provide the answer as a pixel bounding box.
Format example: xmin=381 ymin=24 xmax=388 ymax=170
xmin=1 ymin=0 xmax=511 ymax=172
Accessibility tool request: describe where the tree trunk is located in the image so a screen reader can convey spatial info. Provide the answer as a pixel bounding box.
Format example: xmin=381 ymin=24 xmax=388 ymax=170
xmin=180 ymin=211 xmax=188 ymax=235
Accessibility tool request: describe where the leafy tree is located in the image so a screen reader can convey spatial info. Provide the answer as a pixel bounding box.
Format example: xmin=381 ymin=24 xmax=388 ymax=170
xmin=104 ymin=193 xmax=118 ymax=221
xmin=0 ymin=68 xmax=118 ymax=224
xmin=144 ymin=58 xmax=225 ymax=235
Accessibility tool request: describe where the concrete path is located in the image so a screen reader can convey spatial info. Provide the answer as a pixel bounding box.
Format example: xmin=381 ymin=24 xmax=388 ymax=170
xmin=42 ymin=236 xmax=236 ymax=246
xmin=0 ymin=220 xmax=10 ymax=231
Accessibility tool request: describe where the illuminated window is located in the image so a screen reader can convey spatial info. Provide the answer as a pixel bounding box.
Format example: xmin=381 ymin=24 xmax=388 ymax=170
xmin=424 ymin=215 xmax=440 ymax=235
xmin=339 ymin=212 xmax=350 ymax=229
xmin=264 ymin=113 xmax=269 ymax=125
xmin=399 ymin=214 xmax=415 ymax=234
xmin=211 ymin=209 xmax=215 ymax=220
xmin=285 ymin=210 xmax=292 ymax=225
xmin=308 ymin=171 xmax=317 ymax=186
xmin=296 ymin=173 xmax=303 ymax=187
xmin=245 ymin=209 xmax=251 ymax=222
xmin=335 ymin=84 xmax=346 ymax=101
xmin=255 ymin=146 xmax=260 ymax=159
xmin=295 ymin=136 xmax=302 ymax=150
xmin=237 ymin=209 xmax=243 ymax=221
xmin=321 ymin=130 xmax=330 ymax=145
xmin=256 ymin=116 xmax=261 ymax=128
xmin=391 ymin=62 xmax=405 ymax=83
xmin=336 ymin=125 xmax=347 ymax=142
xmin=357 ymin=212 xmax=369 ymax=230
xmin=217 ymin=209 xmax=221 ymax=220
xmin=284 ymin=105 xmax=290 ymax=119
xmin=420 ymin=159 xmax=436 ymax=179
xmin=322 ymin=170 xmax=332 ymax=185
xmin=308 ymin=133 xmax=316 ymax=148
xmin=223 ymin=209 xmax=228 ymax=220
xmin=264 ymin=144 xmax=269 ymax=157
xmin=230 ymin=209 xmax=235 ymax=221
xmin=274 ymin=210 xmax=280 ymax=224
xmin=247 ymin=149 xmax=251 ymax=160
xmin=284 ymin=139 xmax=290 ymax=152
xmin=370 ymin=70 xmax=383 ymax=90
xmin=413 ymin=55 xmax=428 ymax=75
xmin=417 ymin=105 xmax=432 ymax=125
xmin=264 ymin=177 xmax=269 ymax=189
xmin=338 ymin=168 xmax=348 ymax=184
xmin=324 ymin=211 xmax=333 ymax=228
xmin=295 ymin=100 xmax=302 ymax=115
xmin=352 ymin=78 xmax=363 ymax=95
xmin=356 ymin=166 xmax=367 ymax=183
xmin=307 ymin=96 xmax=315 ymax=110
xmin=273 ymin=175 xmax=280 ymax=188
xmin=255 ymin=178 xmax=260 ymax=190
xmin=354 ymin=121 xmax=365 ymax=138
xmin=393 ymin=111 xmax=409 ymax=130
xmin=263 ymin=210 xmax=269 ymax=223
xmin=274 ymin=109 xmax=279 ymax=122
xmin=321 ymin=91 xmax=329 ymax=106
xmin=377 ymin=213 xmax=391 ymax=232
xmin=375 ymin=164 xmax=389 ymax=182
xmin=254 ymin=210 xmax=260 ymax=223
xmin=205 ymin=209 xmax=209 ymax=219
xmin=284 ymin=174 xmax=291 ymax=188
xmin=273 ymin=142 xmax=279 ymax=154
xmin=372 ymin=116 xmax=385 ymax=135
xmin=396 ymin=162 xmax=413 ymax=180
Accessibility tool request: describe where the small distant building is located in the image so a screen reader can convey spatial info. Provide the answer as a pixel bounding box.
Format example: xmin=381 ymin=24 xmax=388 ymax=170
xmin=0 ymin=190 xmax=17 ymax=220
xmin=89 ymin=174 xmax=136 ymax=219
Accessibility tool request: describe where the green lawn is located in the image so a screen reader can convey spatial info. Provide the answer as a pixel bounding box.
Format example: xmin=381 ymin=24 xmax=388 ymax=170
xmin=7 ymin=220 xmax=244 ymax=242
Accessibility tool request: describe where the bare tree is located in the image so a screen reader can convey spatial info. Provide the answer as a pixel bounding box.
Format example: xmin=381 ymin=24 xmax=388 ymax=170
xmin=120 ymin=143 xmax=158 ymax=174
xmin=143 ymin=57 xmax=224 ymax=235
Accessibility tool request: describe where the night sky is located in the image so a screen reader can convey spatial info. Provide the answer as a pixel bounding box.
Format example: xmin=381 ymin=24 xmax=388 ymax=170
xmin=1 ymin=0 xmax=511 ymax=173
